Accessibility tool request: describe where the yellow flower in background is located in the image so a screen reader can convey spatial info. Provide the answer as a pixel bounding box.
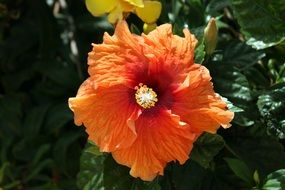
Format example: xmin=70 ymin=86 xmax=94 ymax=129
xmin=85 ymin=0 xmax=161 ymax=24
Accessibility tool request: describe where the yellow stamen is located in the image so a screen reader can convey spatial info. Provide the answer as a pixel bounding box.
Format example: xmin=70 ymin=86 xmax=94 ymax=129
xmin=135 ymin=83 xmax=158 ymax=109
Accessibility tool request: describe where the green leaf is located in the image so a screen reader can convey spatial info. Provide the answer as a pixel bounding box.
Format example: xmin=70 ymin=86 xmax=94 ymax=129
xmin=206 ymin=0 xmax=231 ymax=16
xmin=131 ymin=181 xmax=161 ymax=190
xmin=23 ymin=159 xmax=54 ymax=183
xmin=0 ymin=162 xmax=9 ymax=184
xmin=208 ymin=64 xmax=252 ymax=102
xmin=207 ymin=41 xmax=266 ymax=126
xmin=77 ymin=143 xmax=105 ymax=190
xmin=221 ymin=41 xmax=265 ymax=70
xmin=28 ymin=0 xmax=60 ymax=58
xmin=103 ymin=155 xmax=131 ymax=190
xmin=12 ymin=136 xmax=50 ymax=162
xmin=24 ymin=105 xmax=50 ymax=136
xmin=184 ymin=0 xmax=205 ymax=28
xmin=190 ymin=133 xmax=225 ymax=168
xmin=172 ymin=160 xmax=206 ymax=190
xmin=77 ymin=143 xmax=161 ymax=190
xmin=192 ymin=26 xmax=206 ymax=64
xmin=1 ymin=69 xmax=34 ymax=92
xmin=104 ymin=156 xmax=161 ymax=190
xmin=243 ymin=67 xmax=271 ymax=89
xmin=85 ymin=141 xmax=103 ymax=156
xmin=221 ymin=96 xmax=244 ymax=113
xmin=257 ymin=83 xmax=285 ymax=139
xmin=28 ymin=183 xmax=62 ymax=190
xmin=207 ymin=63 xmax=255 ymax=126
xmin=228 ymin=135 xmax=285 ymax=178
xmin=232 ymin=0 xmax=285 ymax=49
xmin=53 ymin=132 xmax=83 ymax=176
xmin=224 ymin=158 xmax=254 ymax=186
xmin=30 ymin=144 xmax=51 ymax=167
xmin=37 ymin=60 xmax=81 ymax=92
xmin=44 ymin=103 xmax=73 ymax=132
xmin=262 ymin=169 xmax=285 ymax=190
xmin=195 ymin=38 xmax=205 ymax=64
xmin=0 ymin=95 xmax=22 ymax=136
xmin=130 ymin=24 xmax=141 ymax=35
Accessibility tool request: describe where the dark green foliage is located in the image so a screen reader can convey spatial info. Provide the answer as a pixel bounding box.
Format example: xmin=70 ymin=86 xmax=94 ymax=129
xmin=0 ymin=0 xmax=285 ymax=190
xmin=77 ymin=143 xmax=160 ymax=190
xmin=232 ymin=0 xmax=285 ymax=49
xmin=257 ymin=84 xmax=285 ymax=139
xmin=190 ymin=133 xmax=225 ymax=168
xmin=262 ymin=169 xmax=285 ymax=190
xmin=0 ymin=0 xmax=105 ymax=189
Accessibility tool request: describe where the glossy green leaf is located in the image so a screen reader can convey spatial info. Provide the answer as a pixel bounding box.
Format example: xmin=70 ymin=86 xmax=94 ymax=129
xmin=257 ymin=83 xmax=285 ymax=139
xmin=190 ymin=133 xmax=225 ymax=168
xmin=232 ymin=0 xmax=285 ymax=49
xmin=24 ymin=105 xmax=49 ymax=136
xmin=77 ymin=144 xmax=161 ymax=190
xmin=77 ymin=143 xmax=105 ymax=190
xmin=224 ymin=158 xmax=253 ymax=185
xmin=208 ymin=64 xmax=252 ymax=102
xmin=207 ymin=63 xmax=255 ymax=126
xmin=195 ymin=38 xmax=205 ymax=64
xmin=221 ymin=41 xmax=265 ymax=70
xmin=85 ymin=141 xmax=103 ymax=156
xmin=228 ymin=135 xmax=285 ymax=178
xmin=206 ymin=0 xmax=231 ymax=16
xmin=172 ymin=160 xmax=206 ymax=190
xmin=262 ymin=169 xmax=285 ymax=190
xmin=221 ymin=96 xmax=244 ymax=113
xmin=104 ymin=156 xmax=161 ymax=190
xmin=130 ymin=24 xmax=141 ymax=35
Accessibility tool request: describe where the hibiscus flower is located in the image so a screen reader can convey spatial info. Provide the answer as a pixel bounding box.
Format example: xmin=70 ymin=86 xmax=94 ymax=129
xmin=69 ymin=21 xmax=234 ymax=181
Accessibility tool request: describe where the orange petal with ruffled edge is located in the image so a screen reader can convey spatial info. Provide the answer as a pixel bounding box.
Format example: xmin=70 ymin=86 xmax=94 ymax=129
xmin=142 ymin=24 xmax=197 ymax=69
xmin=68 ymin=78 xmax=141 ymax=152
xmin=140 ymin=24 xmax=198 ymax=85
xmin=87 ymin=21 xmax=197 ymax=88
xmin=88 ymin=21 xmax=146 ymax=88
xmin=112 ymin=109 xmax=201 ymax=181
xmin=172 ymin=64 xmax=234 ymax=133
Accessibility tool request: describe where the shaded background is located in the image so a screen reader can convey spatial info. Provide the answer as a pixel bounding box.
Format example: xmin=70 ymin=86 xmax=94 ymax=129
xmin=0 ymin=0 xmax=104 ymax=189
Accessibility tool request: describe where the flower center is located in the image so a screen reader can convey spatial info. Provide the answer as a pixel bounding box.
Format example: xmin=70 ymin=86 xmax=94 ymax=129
xmin=135 ymin=83 xmax=158 ymax=109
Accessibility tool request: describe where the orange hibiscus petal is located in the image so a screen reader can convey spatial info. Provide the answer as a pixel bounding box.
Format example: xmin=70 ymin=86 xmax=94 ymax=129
xmin=69 ymin=78 xmax=141 ymax=152
xmin=172 ymin=64 xmax=234 ymax=133
xmin=112 ymin=109 xmax=201 ymax=181
xmin=88 ymin=21 xmax=146 ymax=88
xmin=142 ymin=24 xmax=197 ymax=79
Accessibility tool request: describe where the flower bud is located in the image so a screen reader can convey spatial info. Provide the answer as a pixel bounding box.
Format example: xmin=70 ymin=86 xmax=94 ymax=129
xmin=204 ymin=18 xmax=218 ymax=55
